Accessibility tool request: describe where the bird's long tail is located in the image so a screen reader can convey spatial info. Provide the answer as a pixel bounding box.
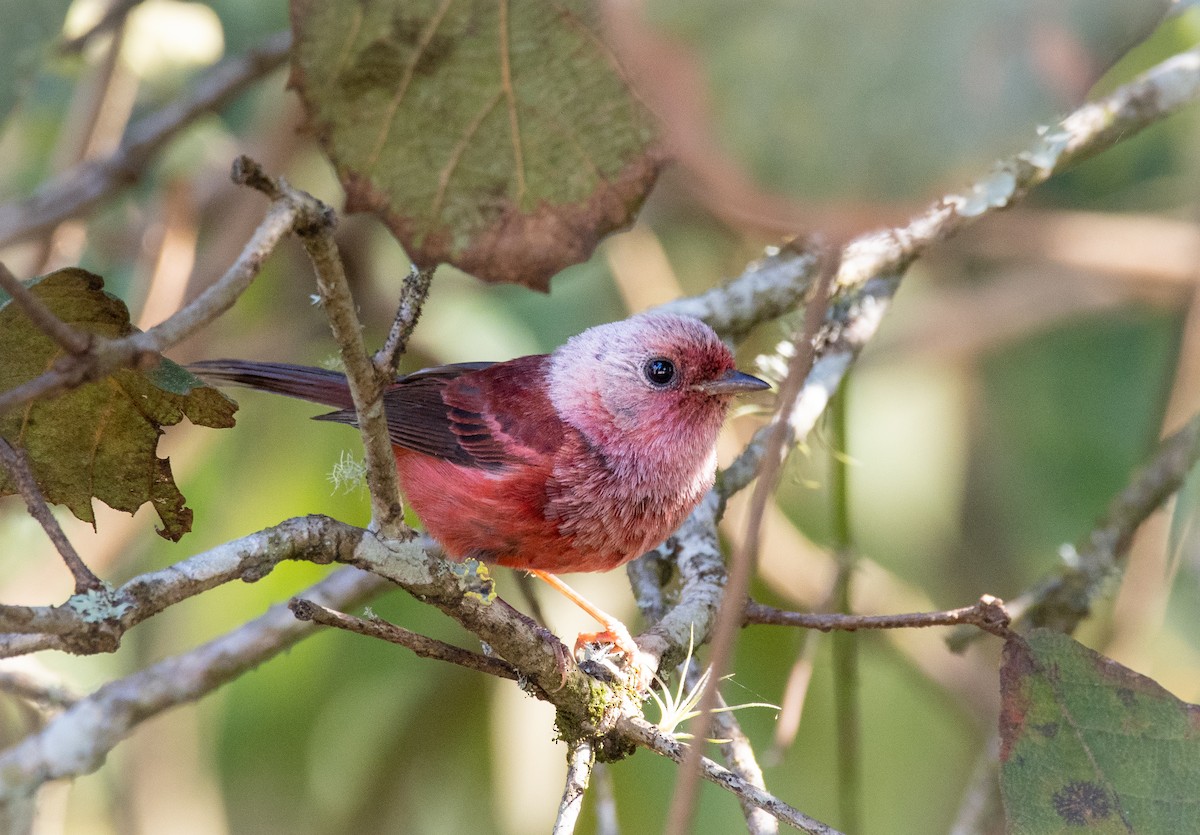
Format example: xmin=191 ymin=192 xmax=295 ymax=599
xmin=189 ymin=360 xmax=355 ymax=411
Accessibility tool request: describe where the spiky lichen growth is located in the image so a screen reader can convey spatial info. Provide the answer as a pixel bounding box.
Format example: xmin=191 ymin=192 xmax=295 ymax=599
xmin=647 ymin=632 xmax=778 ymax=743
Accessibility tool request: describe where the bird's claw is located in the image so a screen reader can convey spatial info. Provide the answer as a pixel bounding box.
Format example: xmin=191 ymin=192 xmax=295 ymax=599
xmin=574 ymin=627 xmax=650 ymax=692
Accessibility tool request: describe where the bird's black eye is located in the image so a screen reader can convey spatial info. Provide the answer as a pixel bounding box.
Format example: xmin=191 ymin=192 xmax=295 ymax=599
xmin=644 ymin=357 xmax=676 ymax=387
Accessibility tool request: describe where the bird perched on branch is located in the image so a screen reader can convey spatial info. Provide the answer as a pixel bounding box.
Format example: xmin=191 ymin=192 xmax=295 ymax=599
xmin=192 ymin=312 xmax=768 ymax=680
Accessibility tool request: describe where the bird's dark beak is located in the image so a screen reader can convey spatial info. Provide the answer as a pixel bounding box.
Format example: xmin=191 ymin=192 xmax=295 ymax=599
xmin=692 ymin=369 xmax=771 ymax=396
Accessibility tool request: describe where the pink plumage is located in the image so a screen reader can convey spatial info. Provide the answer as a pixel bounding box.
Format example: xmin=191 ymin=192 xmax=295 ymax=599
xmin=193 ymin=312 xmax=767 ymax=575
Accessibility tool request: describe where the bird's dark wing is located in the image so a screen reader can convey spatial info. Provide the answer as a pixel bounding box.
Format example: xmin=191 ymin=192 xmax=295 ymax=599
xmin=435 ymin=354 xmax=566 ymax=467
xmin=191 ymin=357 xmax=566 ymax=471
xmin=320 ymin=355 xmax=565 ymax=470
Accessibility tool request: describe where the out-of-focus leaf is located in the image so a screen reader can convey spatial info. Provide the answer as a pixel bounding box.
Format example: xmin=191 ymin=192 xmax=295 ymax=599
xmin=642 ymin=0 xmax=1173 ymax=201
xmin=289 ymin=0 xmax=662 ymax=291
xmin=0 ymin=0 xmax=72 ymax=126
xmin=0 ymin=269 xmax=237 ymax=541
xmin=999 ymin=629 xmax=1200 ymax=833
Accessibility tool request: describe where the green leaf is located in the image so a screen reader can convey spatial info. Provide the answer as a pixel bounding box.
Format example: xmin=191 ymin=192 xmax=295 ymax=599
xmin=289 ymin=0 xmax=662 ymax=290
xmin=0 ymin=268 xmax=237 ymax=541
xmin=1000 ymin=629 xmax=1200 ymax=833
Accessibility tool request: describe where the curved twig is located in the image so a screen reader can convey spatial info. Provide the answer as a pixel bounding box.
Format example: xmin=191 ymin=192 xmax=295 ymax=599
xmin=0 ymin=31 xmax=292 ymax=248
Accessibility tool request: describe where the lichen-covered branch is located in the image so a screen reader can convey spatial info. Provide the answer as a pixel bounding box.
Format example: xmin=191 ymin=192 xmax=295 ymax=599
xmin=667 ymin=249 xmax=840 ymax=835
xmin=0 ymin=566 xmax=383 ymax=808
xmin=711 ymin=689 xmax=779 ymax=835
xmin=656 ymin=239 xmax=821 ymax=341
xmin=553 ymin=740 xmax=595 ymax=835
xmin=724 ymin=44 xmax=1200 ymax=493
xmin=628 ymin=512 xmax=779 ymax=835
xmin=0 ymin=515 xmax=364 ymax=657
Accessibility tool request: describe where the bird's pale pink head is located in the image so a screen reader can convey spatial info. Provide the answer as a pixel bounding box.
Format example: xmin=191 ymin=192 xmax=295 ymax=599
xmin=547 ymin=313 xmax=767 ymax=469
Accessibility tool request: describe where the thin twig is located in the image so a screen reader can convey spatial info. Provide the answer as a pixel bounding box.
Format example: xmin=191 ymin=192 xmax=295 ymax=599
xmin=230 ymin=156 xmax=409 ymax=537
xmin=828 ymin=391 xmax=861 ymax=833
xmin=620 ymin=716 xmax=843 ymax=835
xmin=0 ymin=194 xmax=298 ymax=417
xmin=1005 ymin=408 xmax=1200 ymax=634
xmin=948 ymin=733 xmax=1002 ymax=835
xmin=35 ymin=3 xmax=132 ymax=273
xmin=708 ymin=684 xmax=778 ymax=834
xmin=0 ymin=264 xmax=91 ymax=354
xmin=769 ymin=631 xmax=821 ymax=762
xmin=665 ymin=248 xmax=841 ymax=835
xmin=375 ymin=264 xmax=436 ymax=375
xmin=59 ymin=0 xmax=144 ymax=54
xmin=553 ymin=739 xmax=595 ymax=835
xmin=0 ymin=30 xmax=292 ymax=248
xmin=744 ymin=596 xmax=1012 ymax=638
xmin=289 ymin=598 xmax=523 ymax=683
xmin=0 ymin=666 xmax=80 ymax=710
xmin=0 ymin=438 xmax=101 ymax=593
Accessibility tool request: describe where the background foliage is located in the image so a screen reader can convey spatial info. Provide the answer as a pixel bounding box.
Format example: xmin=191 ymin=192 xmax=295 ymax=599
xmin=1 ymin=1 xmax=1199 ymax=833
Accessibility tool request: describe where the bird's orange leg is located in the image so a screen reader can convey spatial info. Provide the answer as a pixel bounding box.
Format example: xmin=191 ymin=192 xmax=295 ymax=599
xmin=528 ymin=570 xmax=644 ymax=686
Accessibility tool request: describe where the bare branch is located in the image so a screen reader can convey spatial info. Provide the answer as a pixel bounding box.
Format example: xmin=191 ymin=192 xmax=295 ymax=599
xmin=0 ymin=438 xmax=100 ymax=593
xmin=1007 ymin=408 xmax=1200 ymax=633
xmin=0 ymin=566 xmax=384 ymax=806
xmin=58 ymin=0 xmax=143 ymax=55
xmin=744 ymin=595 xmax=1012 ymax=638
xmin=619 ymin=716 xmax=843 ymax=835
xmin=375 ymin=264 xmax=436 ymax=375
xmin=231 ymin=156 xmax=409 ymax=537
xmin=288 ymin=598 xmax=523 ymax=683
xmin=0 ymin=31 xmax=292 ymax=248
xmin=553 ymin=739 xmax=595 ymax=835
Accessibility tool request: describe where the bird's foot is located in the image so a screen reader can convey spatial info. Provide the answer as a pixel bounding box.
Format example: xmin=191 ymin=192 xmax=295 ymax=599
xmin=574 ymin=626 xmax=650 ymax=692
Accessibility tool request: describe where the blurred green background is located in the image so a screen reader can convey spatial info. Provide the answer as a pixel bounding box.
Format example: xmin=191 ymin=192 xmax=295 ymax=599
xmin=1 ymin=1 xmax=1199 ymax=833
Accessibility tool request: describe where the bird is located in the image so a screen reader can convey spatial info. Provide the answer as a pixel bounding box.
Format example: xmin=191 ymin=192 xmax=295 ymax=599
xmin=191 ymin=312 xmax=768 ymax=678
